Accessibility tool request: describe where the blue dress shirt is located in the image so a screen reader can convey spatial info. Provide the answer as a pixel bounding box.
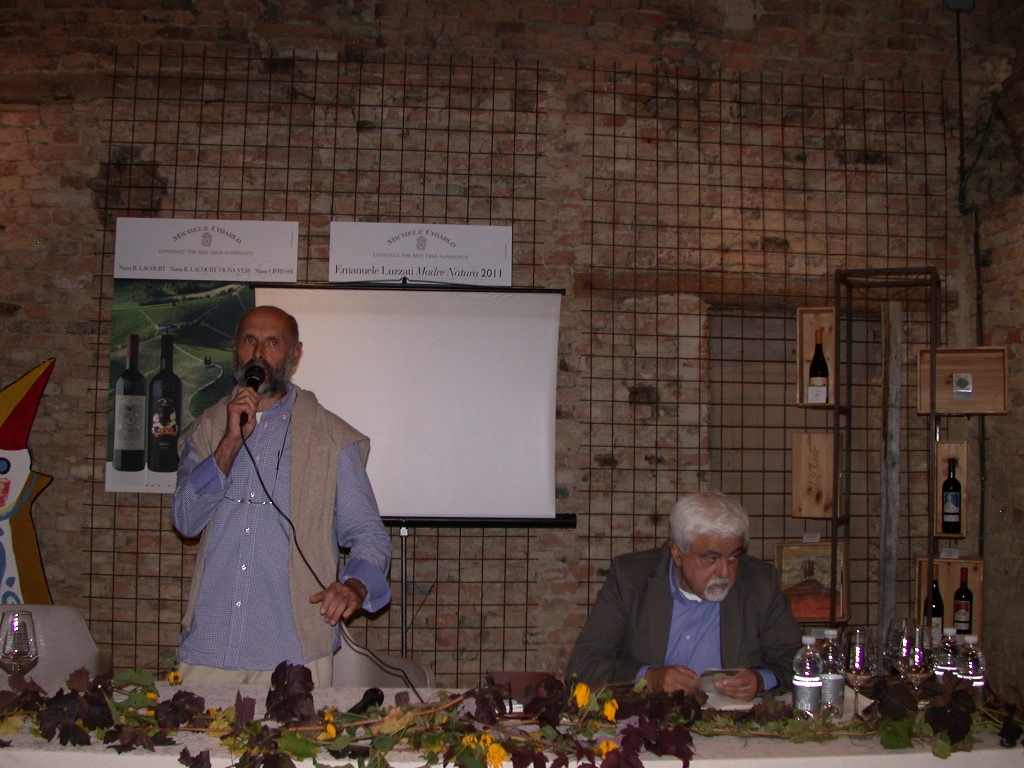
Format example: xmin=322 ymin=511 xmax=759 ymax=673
xmin=171 ymin=386 xmax=391 ymax=670
xmin=637 ymin=567 xmax=780 ymax=692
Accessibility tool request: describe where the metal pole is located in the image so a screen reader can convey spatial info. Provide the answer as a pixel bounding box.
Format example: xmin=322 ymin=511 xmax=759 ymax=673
xmin=399 ymin=526 xmax=409 ymax=657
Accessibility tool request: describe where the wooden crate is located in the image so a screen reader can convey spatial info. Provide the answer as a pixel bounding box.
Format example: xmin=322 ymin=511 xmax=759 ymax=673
xmin=792 ymin=432 xmax=836 ymax=519
xmin=917 ymin=347 xmax=1008 ymax=415
xmin=915 ymin=557 xmax=984 ymax=642
xmin=796 ymin=307 xmax=836 ymax=408
xmin=934 ymin=440 xmax=968 ymax=540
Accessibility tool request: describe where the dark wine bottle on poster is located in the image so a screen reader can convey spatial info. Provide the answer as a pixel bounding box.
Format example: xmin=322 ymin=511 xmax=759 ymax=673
xmin=113 ymin=333 xmax=146 ymax=471
xmin=148 ymin=334 xmax=182 ymax=473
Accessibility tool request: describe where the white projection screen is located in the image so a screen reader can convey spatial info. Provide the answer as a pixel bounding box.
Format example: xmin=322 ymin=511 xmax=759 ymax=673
xmin=256 ymin=287 xmax=561 ymax=521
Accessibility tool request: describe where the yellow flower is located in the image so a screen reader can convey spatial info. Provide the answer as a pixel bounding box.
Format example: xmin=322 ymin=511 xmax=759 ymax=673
xmin=595 ymin=740 xmax=619 ymax=758
xmin=325 ymin=723 xmax=337 ymax=740
xmin=573 ymin=682 xmax=591 ymax=709
xmin=323 ymin=709 xmax=336 ymax=723
xmin=167 ymin=670 xmax=183 ymax=685
xmin=145 ymin=708 xmax=156 ymax=717
xmin=602 ymin=698 xmax=618 ymax=723
xmin=485 ymin=742 xmax=509 ymax=767
xmin=207 ymin=708 xmax=219 ymax=717
xmin=478 ymin=733 xmax=494 ymax=747
xmin=145 ymin=691 xmax=159 ymax=701
xmin=462 ymin=734 xmax=478 ymax=748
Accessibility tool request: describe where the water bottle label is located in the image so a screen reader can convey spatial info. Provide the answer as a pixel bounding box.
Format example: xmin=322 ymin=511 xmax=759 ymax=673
xmin=821 ymin=674 xmax=845 ymax=705
xmin=793 ymin=676 xmax=821 ymax=712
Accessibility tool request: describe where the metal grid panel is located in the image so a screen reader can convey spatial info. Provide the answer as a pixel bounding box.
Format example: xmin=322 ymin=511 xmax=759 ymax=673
xmin=582 ymin=66 xmax=948 ymax=629
xmin=88 ymin=47 xmax=543 ymax=684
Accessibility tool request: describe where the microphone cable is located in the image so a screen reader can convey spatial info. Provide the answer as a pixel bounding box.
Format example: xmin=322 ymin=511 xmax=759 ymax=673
xmin=236 ymin=401 xmax=426 ymax=702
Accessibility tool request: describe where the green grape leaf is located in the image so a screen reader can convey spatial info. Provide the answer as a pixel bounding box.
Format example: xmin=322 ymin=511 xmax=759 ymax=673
xmin=931 ymin=731 xmax=953 ymax=759
xmin=879 ymin=718 xmax=914 ymax=750
xmin=276 ymin=730 xmax=319 ymax=760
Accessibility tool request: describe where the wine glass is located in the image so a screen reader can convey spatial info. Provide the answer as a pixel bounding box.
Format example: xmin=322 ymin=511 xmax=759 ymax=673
xmin=844 ymin=629 xmax=877 ymax=715
xmin=0 ymin=610 xmax=38 ymax=674
xmin=885 ymin=618 xmax=910 ymax=675
xmin=900 ymin=623 xmax=932 ymax=700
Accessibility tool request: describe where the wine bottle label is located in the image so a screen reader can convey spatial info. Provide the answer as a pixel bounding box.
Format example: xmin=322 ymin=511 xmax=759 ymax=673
xmin=114 ymin=395 xmax=146 ymax=450
xmin=807 ymin=385 xmax=828 ymax=403
xmin=943 ymin=492 xmax=961 ymax=522
xmin=151 ymin=399 xmax=179 ymax=439
xmin=953 ymin=600 xmax=970 ymax=629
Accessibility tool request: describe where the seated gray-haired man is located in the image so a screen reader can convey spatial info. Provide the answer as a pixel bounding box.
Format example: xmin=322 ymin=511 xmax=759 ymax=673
xmin=566 ymin=492 xmax=801 ymax=701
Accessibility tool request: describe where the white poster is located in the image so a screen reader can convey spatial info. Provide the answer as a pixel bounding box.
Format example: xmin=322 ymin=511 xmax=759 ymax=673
xmin=114 ymin=217 xmax=298 ymax=282
xmin=330 ymin=222 xmax=512 ymax=287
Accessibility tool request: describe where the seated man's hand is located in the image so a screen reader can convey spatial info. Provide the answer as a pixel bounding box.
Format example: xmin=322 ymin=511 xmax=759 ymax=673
xmin=644 ymin=665 xmax=700 ymax=695
xmin=309 ymin=579 xmax=368 ymax=625
xmin=714 ymin=668 xmax=762 ymax=702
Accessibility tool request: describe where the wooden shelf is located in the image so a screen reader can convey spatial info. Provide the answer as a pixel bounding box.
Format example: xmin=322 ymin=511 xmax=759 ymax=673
xmin=917 ymin=347 xmax=1008 ymax=415
xmin=796 ymin=307 xmax=836 ymax=408
xmin=934 ymin=440 xmax=968 ymax=540
xmin=915 ymin=557 xmax=984 ymax=642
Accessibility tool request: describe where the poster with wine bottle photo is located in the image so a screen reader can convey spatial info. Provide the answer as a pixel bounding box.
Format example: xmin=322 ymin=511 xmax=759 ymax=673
xmin=104 ymin=279 xmax=255 ymax=493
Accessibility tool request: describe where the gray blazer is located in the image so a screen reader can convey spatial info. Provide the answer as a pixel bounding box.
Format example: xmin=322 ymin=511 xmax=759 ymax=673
xmin=566 ymin=543 xmax=802 ymax=692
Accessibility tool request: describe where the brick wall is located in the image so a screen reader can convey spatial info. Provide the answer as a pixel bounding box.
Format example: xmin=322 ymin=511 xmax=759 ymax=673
xmin=2 ymin=1 xmax=1024 ymax=694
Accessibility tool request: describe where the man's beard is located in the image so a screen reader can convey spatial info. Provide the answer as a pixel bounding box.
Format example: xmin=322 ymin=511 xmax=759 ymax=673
xmin=703 ymin=578 xmax=732 ymax=602
xmin=233 ymin=352 xmax=294 ymax=397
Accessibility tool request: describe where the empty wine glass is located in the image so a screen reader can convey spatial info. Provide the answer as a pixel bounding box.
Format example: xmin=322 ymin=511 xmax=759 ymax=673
xmin=844 ymin=628 xmax=877 ymax=715
xmin=0 ymin=610 xmax=38 ymax=674
xmin=885 ymin=618 xmax=910 ymax=675
xmin=900 ymin=623 xmax=932 ymax=699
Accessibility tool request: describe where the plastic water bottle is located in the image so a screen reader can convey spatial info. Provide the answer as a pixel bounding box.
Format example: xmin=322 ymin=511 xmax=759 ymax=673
xmin=932 ymin=627 xmax=959 ymax=681
xmin=955 ymin=635 xmax=986 ymax=705
xmin=820 ymin=628 xmax=845 ymax=718
xmin=792 ymin=635 xmax=823 ymax=718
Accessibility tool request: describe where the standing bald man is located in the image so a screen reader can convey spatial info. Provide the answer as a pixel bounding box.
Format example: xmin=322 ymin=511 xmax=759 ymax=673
xmin=171 ymin=306 xmax=391 ymax=687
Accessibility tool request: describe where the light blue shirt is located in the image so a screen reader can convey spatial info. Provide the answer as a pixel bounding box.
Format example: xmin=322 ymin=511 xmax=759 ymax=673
xmin=637 ymin=567 xmax=780 ymax=692
xmin=170 ymin=386 xmax=392 ymax=670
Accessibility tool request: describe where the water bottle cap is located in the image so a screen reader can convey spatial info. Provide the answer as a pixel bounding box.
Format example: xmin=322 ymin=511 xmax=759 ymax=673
xmin=824 ymin=628 xmax=838 ymax=638
xmin=943 ymin=627 xmax=957 ymax=637
xmin=964 ymin=635 xmax=979 ymax=644
xmin=802 ymin=635 xmax=816 ymax=645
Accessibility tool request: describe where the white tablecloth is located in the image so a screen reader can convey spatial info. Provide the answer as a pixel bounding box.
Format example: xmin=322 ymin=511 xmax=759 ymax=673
xmin=0 ymin=684 xmax=1016 ymax=767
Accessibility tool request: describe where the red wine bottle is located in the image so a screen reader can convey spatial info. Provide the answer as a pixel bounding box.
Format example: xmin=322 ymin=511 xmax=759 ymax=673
xmin=953 ymin=567 xmax=973 ymax=634
xmin=113 ymin=333 xmax=146 ymax=471
xmin=942 ymin=458 xmax=962 ymax=535
xmin=147 ymin=334 xmax=182 ymax=473
xmin=807 ymin=328 xmax=828 ymax=403
xmin=928 ymin=564 xmax=944 ymax=642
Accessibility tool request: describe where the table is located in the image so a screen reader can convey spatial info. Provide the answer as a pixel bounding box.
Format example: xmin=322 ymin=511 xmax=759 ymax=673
xmin=1 ymin=684 xmax=1016 ymax=767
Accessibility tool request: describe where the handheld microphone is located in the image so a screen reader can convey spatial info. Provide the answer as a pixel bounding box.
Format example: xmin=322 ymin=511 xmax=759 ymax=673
xmin=238 ymin=365 xmax=265 ymax=428
xmin=347 ymin=687 xmax=384 ymax=715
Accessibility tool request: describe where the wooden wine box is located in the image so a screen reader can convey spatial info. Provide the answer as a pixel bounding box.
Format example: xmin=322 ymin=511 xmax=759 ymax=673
xmin=934 ymin=440 xmax=968 ymax=540
xmin=796 ymin=307 xmax=836 ymax=408
xmin=792 ymin=432 xmax=837 ymax=519
xmin=917 ymin=347 xmax=1008 ymax=415
xmin=914 ymin=557 xmax=984 ymax=643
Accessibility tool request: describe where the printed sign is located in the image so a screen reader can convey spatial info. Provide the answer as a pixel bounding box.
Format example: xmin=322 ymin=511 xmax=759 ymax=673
xmin=114 ymin=217 xmax=298 ymax=282
xmin=329 ymin=222 xmax=512 ymax=287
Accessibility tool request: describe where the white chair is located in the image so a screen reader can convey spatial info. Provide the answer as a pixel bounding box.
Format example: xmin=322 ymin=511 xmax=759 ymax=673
xmin=332 ymin=626 xmax=435 ymax=690
xmin=0 ymin=604 xmax=102 ymax=694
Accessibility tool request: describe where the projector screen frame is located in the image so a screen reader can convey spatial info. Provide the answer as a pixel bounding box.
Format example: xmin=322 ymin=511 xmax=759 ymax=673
xmin=252 ymin=281 xmax=575 ymax=530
